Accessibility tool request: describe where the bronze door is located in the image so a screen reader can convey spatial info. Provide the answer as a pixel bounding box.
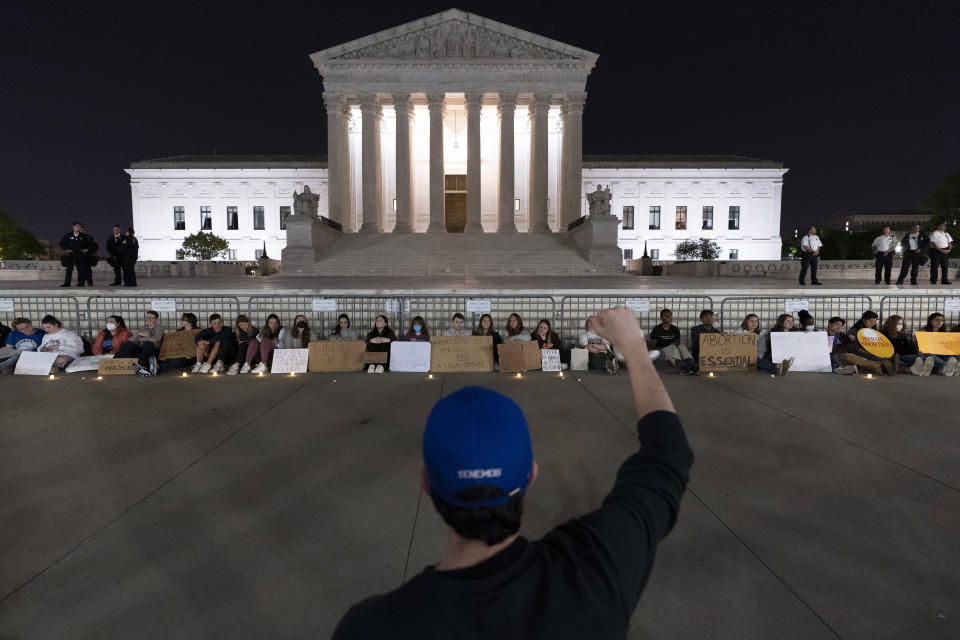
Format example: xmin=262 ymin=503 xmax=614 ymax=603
xmin=444 ymin=193 xmax=466 ymax=233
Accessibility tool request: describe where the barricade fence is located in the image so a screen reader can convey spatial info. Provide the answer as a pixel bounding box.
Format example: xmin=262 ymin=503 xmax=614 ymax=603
xmin=0 ymin=296 xmax=81 ymax=335
xmin=247 ymin=295 xmax=402 ymax=340
xmin=85 ymin=296 xmax=241 ymax=339
xmin=718 ymin=296 xmax=873 ymax=334
xmin=879 ymin=295 xmax=960 ymax=331
xmin=402 ymin=295 xmax=556 ymax=338
xmin=559 ymin=296 xmax=715 ymax=348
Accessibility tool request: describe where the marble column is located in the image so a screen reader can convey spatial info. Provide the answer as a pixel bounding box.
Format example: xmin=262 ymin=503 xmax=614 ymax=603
xmin=560 ymin=92 xmax=587 ymax=230
xmin=322 ymin=92 xmax=347 ymax=226
xmin=426 ymin=93 xmax=446 ymax=233
xmin=358 ymin=94 xmax=382 ymax=233
xmin=338 ymin=99 xmax=353 ymax=231
xmin=497 ymin=94 xmax=517 ymax=233
xmin=528 ymin=94 xmax=551 ymax=233
xmin=464 ymin=92 xmax=484 ymax=233
xmin=392 ymin=94 xmax=414 ymax=233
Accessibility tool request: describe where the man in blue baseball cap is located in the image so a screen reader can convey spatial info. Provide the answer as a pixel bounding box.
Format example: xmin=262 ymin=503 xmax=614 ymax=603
xmin=334 ymin=307 xmax=694 ymax=639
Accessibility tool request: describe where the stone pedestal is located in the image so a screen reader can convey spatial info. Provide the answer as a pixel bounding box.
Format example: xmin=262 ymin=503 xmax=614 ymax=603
xmin=639 ymin=255 xmax=654 ymax=276
xmin=568 ymin=214 xmax=623 ymax=268
xmin=281 ymin=216 xmax=340 ymax=273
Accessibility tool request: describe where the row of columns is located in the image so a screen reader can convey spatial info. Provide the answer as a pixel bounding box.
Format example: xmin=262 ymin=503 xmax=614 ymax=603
xmin=322 ymin=92 xmax=587 ymax=233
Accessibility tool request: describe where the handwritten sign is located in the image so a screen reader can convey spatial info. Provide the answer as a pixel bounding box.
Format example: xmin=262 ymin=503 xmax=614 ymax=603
xmin=916 ymin=331 xmax=960 ymax=355
xmin=308 ymin=340 xmax=367 ymax=372
xmin=856 ymin=328 xmax=894 ymax=358
xmin=498 ymin=341 xmax=542 ymax=373
xmin=151 ymin=299 xmax=177 ymax=313
xmin=390 ymin=341 xmax=431 ymax=372
xmin=98 ymin=358 xmax=138 ymax=375
xmin=0 ymin=298 xmax=14 ymax=312
xmin=430 ymin=336 xmax=494 ymax=372
xmin=14 ymin=351 xmax=57 ymax=375
xmin=158 ymin=329 xmax=200 ymax=360
xmin=570 ymin=348 xmax=589 ymax=371
xmin=363 ymin=351 xmax=389 ymax=364
xmin=784 ymin=299 xmax=809 ymax=313
xmin=311 ymin=298 xmax=337 ymax=312
xmin=271 ymin=348 xmax=309 ymax=374
xmin=541 ymin=349 xmax=562 ymax=371
xmin=65 ymin=355 xmax=114 ymax=373
xmin=698 ymin=333 xmax=757 ymax=372
xmin=944 ymin=298 xmax=960 ymax=313
xmin=466 ymin=299 xmax=491 ymax=314
xmin=625 ymin=299 xmax=651 ymax=313
xmin=771 ymin=331 xmax=832 ymax=373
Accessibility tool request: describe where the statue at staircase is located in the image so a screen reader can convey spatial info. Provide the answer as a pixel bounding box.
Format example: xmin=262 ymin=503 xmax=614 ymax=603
xmin=586 ymin=184 xmax=613 ymax=217
xmin=292 ymin=185 xmax=320 ymax=218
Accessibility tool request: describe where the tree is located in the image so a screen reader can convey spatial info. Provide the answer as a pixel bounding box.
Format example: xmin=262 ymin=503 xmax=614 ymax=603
xmin=926 ymin=170 xmax=960 ymax=255
xmin=0 ymin=209 xmax=44 ymax=260
xmin=178 ymin=232 xmax=230 ymax=261
xmin=673 ymin=238 xmax=721 ymax=261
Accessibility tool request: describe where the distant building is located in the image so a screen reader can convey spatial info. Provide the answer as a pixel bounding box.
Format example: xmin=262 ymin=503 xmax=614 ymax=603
xmin=818 ymin=210 xmax=932 ymax=234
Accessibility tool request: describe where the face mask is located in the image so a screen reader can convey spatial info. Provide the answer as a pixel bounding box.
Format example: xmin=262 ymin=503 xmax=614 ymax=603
xmin=106 ymin=323 xmax=116 ymax=331
xmin=296 ymin=321 xmax=307 ymax=329
xmin=805 ymin=324 xmax=814 ymax=331
xmin=896 ymin=323 xmax=904 ymax=332
xmin=413 ymin=325 xmax=422 ymax=332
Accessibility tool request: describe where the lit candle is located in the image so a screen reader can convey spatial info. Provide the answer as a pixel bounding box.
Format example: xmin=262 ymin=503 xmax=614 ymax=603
xmin=515 ymin=372 xmax=522 ymax=379
xmin=97 ymin=376 xmax=103 ymax=381
xmin=708 ymin=372 xmax=715 ymax=377
xmin=866 ymin=373 xmax=873 ymax=379
xmin=558 ymin=372 xmax=564 ymax=378
xmin=289 ymin=372 xmax=295 ymax=377
xmin=48 ymin=374 xmax=55 ymax=380
xmin=258 ymin=372 xmax=264 ymax=377
xmin=182 ymin=372 xmax=188 ymax=377
xmin=211 ymin=371 xmax=218 ymax=377
xmin=428 ymin=374 xmax=434 ymax=379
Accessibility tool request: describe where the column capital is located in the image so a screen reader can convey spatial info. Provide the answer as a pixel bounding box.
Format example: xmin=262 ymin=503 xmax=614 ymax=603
xmin=322 ymin=92 xmax=347 ymax=113
xmin=497 ymin=93 xmax=518 ymax=115
xmin=464 ymin=92 xmax=484 ymax=109
xmin=529 ymin=94 xmax=552 ymax=113
xmin=392 ymin=93 xmax=413 ymax=114
xmin=561 ymin=92 xmax=588 ymax=117
xmin=426 ymin=92 xmax=446 ymax=112
xmin=358 ymin=93 xmax=381 ymax=115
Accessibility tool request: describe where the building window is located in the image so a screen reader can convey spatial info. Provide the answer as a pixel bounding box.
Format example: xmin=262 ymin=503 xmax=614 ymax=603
xmin=227 ymin=249 xmax=237 ymax=260
xmin=253 ymin=206 xmax=265 ymax=230
xmin=201 ymin=206 xmax=212 ymax=230
xmin=729 ymin=249 xmax=739 ymax=260
xmin=648 ymin=206 xmax=661 ymax=230
xmin=702 ymin=206 xmax=713 ymax=230
xmin=173 ymin=206 xmax=185 ymax=230
xmin=675 ymin=206 xmax=687 ymax=230
xmin=622 ymin=206 xmax=635 ymax=230
xmin=279 ymin=206 xmax=291 ymax=230
xmin=227 ymin=206 xmax=239 ymax=230
xmin=651 ymin=249 xmax=659 ymax=259
xmin=624 ymin=248 xmax=634 ymax=260
xmin=255 ymin=249 xmax=265 ymax=259
xmin=728 ymin=206 xmax=740 ymax=230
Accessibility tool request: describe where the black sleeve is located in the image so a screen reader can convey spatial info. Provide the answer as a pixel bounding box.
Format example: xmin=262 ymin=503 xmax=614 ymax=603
xmin=58 ymin=233 xmax=70 ymax=250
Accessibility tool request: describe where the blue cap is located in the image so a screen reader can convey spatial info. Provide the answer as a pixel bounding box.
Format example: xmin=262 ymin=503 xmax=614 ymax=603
xmin=423 ymin=386 xmax=533 ymax=508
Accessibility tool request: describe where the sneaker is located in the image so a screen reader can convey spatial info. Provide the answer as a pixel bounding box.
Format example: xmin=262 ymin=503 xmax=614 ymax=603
xmin=191 ymin=362 xmax=203 ymax=373
xmin=921 ymin=356 xmax=935 ymax=377
xmin=199 ymin=362 xmax=211 ymax=374
xmin=944 ymin=357 xmax=959 ymax=377
xmin=375 ymin=364 xmax=384 ymax=374
xmin=669 ymin=358 xmax=681 ymax=370
xmin=605 ymin=359 xmax=618 ymax=375
xmin=777 ymin=357 xmax=794 ymax=376
xmin=879 ymin=358 xmax=896 ymax=376
xmin=367 ymin=364 xmax=376 ymax=373
xmin=149 ymin=356 xmax=158 ymax=376
xmin=252 ymin=362 xmax=267 ymax=374
xmin=648 ymin=349 xmax=660 ymax=362
xmin=560 ymin=363 xmax=569 ymax=370
xmin=226 ymin=363 xmax=240 ymax=376
xmin=239 ymin=363 xmax=251 ymax=374
xmin=212 ymin=360 xmax=225 ymax=373
xmin=131 ymin=362 xmax=144 ymax=375
xmin=909 ymin=358 xmax=923 ymax=376
xmin=834 ymin=365 xmax=858 ymax=375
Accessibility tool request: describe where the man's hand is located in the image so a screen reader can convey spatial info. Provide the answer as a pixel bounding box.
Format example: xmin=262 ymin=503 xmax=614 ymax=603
xmin=592 ymin=307 xmax=646 ymax=354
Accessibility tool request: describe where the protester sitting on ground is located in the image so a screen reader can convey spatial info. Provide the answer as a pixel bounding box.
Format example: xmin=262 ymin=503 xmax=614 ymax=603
xmin=283 ymin=314 xmax=312 ymax=349
xmin=916 ymin=312 xmax=958 ymax=376
xmin=530 ymin=318 xmax=561 ymax=350
xmin=227 ymin=315 xmax=259 ymax=375
xmin=115 ymin=310 xmax=165 ymax=377
xmin=826 ymin=317 xmax=862 ymax=375
xmin=649 ymin=309 xmax=695 ymax=374
xmin=0 ymin=317 xmax=45 ymax=375
xmin=848 ymin=311 xmax=896 ymax=375
xmin=581 ymin=315 xmax=618 ymax=373
xmin=501 ymin=313 xmax=531 ymax=343
xmin=0 ymin=321 xmax=9 ymax=346
xmin=738 ymin=314 xmax=778 ymax=374
xmin=330 ymin=314 xmax=359 ymax=341
xmin=91 ymin=315 xmax=132 ymax=355
xmin=38 ymin=315 xmax=84 ymax=373
xmin=192 ymin=313 xmax=236 ymax=374
xmin=689 ymin=309 xmax=720 ymax=371
xmin=922 ymin=312 xmax=947 ymax=332
xmin=332 ymin=306 xmax=694 ymax=639
xmin=880 ymin=315 xmax=941 ymax=376
xmin=850 ymin=310 xmax=880 ymax=334
xmin=158 ymin=313 xmax=199 ymax=373
xmin=403 ymin=316 xmax=431 ymax=342
xmin=442 ymin=312 xmax=470 ymax=337
xmin=796 ymin=309 xmax=817 ymax=332
xmin=366 ymin=315 xmax=396 ymax=373
xmin=250 ymin=314 xmax=286 ymax=374
xmin=472 ymin=313 xmax=503 ymax=366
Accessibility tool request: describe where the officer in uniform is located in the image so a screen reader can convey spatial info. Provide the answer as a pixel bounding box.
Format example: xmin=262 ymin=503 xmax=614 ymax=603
xmin=59 ymin=222 xmax=98 ymax=287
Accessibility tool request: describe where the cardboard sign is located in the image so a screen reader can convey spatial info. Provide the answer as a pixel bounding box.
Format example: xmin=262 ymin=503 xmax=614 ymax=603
xmin=771 ymin=331 xmax=832 ymax=373
xmin=784 ymin=299 xmax=809 ymax=313
xmin=541 ymin=348 xmax=562 ymax=371
xmin=429 ymin=336 xmax=494 ymax=372
xmin=65 ymin=355 xmax=114 ymax=373
xmin=308 ymin=340 xmax=367 ymax=372
xmin=466 ymin=299 xmax=491 ymax=314
xmin=390 ymin=341 xmax=431 ymax=372
xmin=363 ymin=351 xmax=389 ymax=364
xmin=916 ymin=331 xmax=960 ymax=355
xmin=498 ymin=341 xmax=542 ymax=373
xmin=151 ymin=299 xmax=177 ymax=313
xmin=698 ymin=333 xmax=757 ymax=372
xmin=856 ymin=328 xmax=895 ymax=358
xmin=271 ymin=348 xmax=309 ymax=374
xmin=158 ymin=329 xmax=200 ymax=360
xmin=625 ymin=299 xmax=651 ymax=313
xmin=0 ymin=298 xmax=14 ymax=312
xmin=311 ymin=298 xmax=337 ymax=312
xmin=570 ymin=348 xmax=589 ymax=371
xmin=98 ymin=358 xmax=138 ymax=375
xmin=944 ymin=298 xmax=960 ymax=312
xmin=14 ymin=351 xmax=57 ymax=375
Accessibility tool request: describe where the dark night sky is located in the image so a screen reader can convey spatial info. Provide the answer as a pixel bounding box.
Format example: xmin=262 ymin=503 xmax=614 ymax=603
xmin=2 ymin=1 xmax=958 ymax=243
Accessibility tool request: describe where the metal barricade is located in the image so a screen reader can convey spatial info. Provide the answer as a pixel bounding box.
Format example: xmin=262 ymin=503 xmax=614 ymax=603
xmin=86 ymin=295 xmax=241 ymax=337
xmin=402 ymin=295 xmax=557 ymax=338
xmin=879 ymin=295 xmax=960 ymax=331
xmin=0 ymin=295 xmax=82 ymax=333
xmin=246 ymin=295 xmax=402 ymax=340
xmin=558 ymin=295 xmax=714 ymax=347
xmin=718 ymin=296 xmax=874 ymax=332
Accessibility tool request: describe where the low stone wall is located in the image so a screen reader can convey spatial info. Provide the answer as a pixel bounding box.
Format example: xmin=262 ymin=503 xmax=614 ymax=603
xmin=624 ymin=259 xmax=960 ymax=280
xmin=0 ymin=260 xmax=252 ymax=280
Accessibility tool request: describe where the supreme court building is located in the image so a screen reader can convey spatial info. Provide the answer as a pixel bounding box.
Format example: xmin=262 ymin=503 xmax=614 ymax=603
xmin=127 ymin=10 xmax=787 ymax=262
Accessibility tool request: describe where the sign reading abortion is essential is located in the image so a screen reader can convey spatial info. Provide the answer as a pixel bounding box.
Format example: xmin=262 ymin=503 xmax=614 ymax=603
xmin=771 ymin=331 xmax=832 ymax=372
xmin=856 ymin=328 xmax=894 ymax=358
xmin=698 ymin=333 xmax=757 ymax=372
xmin=390 ymin=341 xmax=431 ymax=372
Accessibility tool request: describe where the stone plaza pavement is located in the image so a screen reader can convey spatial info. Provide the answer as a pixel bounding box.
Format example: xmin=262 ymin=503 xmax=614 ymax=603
xmin=0 ymin=367 xmax=958 ymax=639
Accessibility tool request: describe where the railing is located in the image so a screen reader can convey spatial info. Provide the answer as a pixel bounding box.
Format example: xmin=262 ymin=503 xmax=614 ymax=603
xmin=85 ymin=295 xmax=242 ymax=338
xmin=247 ymin=295 xmax=401 ymax=340
xmin=879 ymin=295 xmax=960 ymax=330
xmin=403 ymin=295 xmax=557 ymax=338
xmin=719 ymin=296 xmax=874 ymax=332
xmin=0 ymin=295 xmax=81 ymax=333
xmin=559 ymin=295 xmax=715 ymax=347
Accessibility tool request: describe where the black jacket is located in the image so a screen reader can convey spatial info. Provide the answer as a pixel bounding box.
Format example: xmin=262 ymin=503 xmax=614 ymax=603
xmin=106 ymin=234 xmax=124 ymax=257
xmin=119 ymin=235 xmax=139 ymax=264
xmin=59 ymin=232 xmax=97 ymax=262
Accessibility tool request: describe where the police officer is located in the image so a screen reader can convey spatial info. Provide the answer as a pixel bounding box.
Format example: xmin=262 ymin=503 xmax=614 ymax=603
xmin=929 ymin=222 xmax=954 ymax=285
xmin=896 ymin=224 xmax=927 ymax=286
xmin=870 ymin=226 xmax=897 ymax=285
xmin=119 ymin=227 xmax=139 ymax=287
xmin=106 ymin=224 xmax=124 ymax=286
xmin=58 ymin=222 xmax=98 ymax=288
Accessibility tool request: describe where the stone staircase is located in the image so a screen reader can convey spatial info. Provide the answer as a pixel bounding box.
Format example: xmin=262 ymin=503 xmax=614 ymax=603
xmin=294 ymin=233 xmax=622 ymax=277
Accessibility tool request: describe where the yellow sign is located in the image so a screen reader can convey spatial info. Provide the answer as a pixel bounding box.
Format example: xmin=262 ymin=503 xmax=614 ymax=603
xmin=856 ymin=328 xmax=894 ymax=358
xmin=916 ymin=331 xmax=960 ymax=356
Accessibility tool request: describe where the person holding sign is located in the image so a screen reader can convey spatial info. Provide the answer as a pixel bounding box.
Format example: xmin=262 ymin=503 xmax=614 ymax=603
xmin=442 ymin=313 xmax=470 ymax=337
xmin=871 ymin=226 xmax=898 ymax=285
xmin=38 ymin=315 xmax=84 ymax=373
xmin=501 ymin=313 xmax=532 ymax=343
xmin=530 ymin=319 xmax=568 ymax=368
xmin=738 ymin=314 xmax=779 ymax=374
xmin=879 ymin=315 xmax=937 ymax=375
xmin=332 ymin=307 xmax=693 ymax=640
xmin=330 ymin=314 xmax=359 ymax=341
xmin=472 ymin=314 xmax=503 ymax=367
xmin=849 ymin=311 xmax=896 ymax=376
xmin=156 ymin=313 xmax=199 ymax=374
xmin=928 ymin=222 xmax=953 ymax=285
xmin=0 ymin=317 xmax=44 ymax=375
xmin=402 ymin=316 xmax=431 ymax=342
xmin=365 ymin=315 xmax=397 ymax=373
xmin=919 ymin=313 xmax=958 ymax=376
xmin=116 ymin=310 xmax=165 ymax=377
xmin=250 ymin=314 xmax=287 ymax=374
xmin=192 ymin=314 xmax=236 ymax=374
xmin=799 ymin=226 xmax=823 ymax=286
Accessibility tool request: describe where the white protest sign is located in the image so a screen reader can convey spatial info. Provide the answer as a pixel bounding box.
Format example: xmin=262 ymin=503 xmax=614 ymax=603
xmin=784 ymin=299 xmax=809 ymax=313
xmin=65 ymin=355 xmax=114 ymax=373
xmin=771 ymin=331 xmax=832 ymax=373
xmin=625 ymin=299 xmax=651 ymax=313
xmin=0 ymin=298 xmax=14 ymax=313
xmin=389 ymin=341 xmax=431 ymax=372
xmin=944 ymin=298 xmax=960 ymax=313
xmin=152 ymin=299 xmax=177 ymax=313
xmin=466 ymin=299 xmax=491 ymax=314
xmin=14 ymin=351 xmax=58 ymax=375
xmin=541 ymin=349 xmax=562 ymax=371
xmin=311 ymin=298 xmax=337 ymax=312
xmin=270 ymin=348 xmax=309 ymax=374
xmin=384 ymin=298 xmax=410 ymax=314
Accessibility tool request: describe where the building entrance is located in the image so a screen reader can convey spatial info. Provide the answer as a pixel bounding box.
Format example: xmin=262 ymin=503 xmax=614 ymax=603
xmin=444 ymin=175 xmax=467 ymax=233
